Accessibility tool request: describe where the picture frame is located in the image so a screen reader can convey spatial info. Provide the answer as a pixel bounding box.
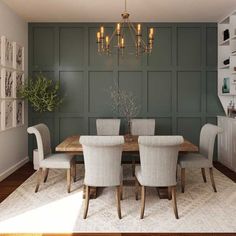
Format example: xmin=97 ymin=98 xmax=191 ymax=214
xmin=13 ymin=42 xmax=24 ymax=71
xmin=13 ymin=71 xmax=24 ymax=98
xmin=1 ymin=100 xmax=14 ymax=130
xmin=1 ymin=36 xmax=13 ymax=68
xmin=14 ymin=100 xmax=24 ymax=127
xmin=1 ymin=68 xmax=14 ymax=98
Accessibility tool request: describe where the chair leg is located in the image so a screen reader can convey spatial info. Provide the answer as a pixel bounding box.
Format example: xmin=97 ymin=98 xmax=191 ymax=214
xmin=35 ymin=168 xmax=43 ymax=193
xmin=132 ymin=157 xmax=135 ymax=177
xmin=73 ymin=161 xmax=76 ymax=182
xmin=168 ymin=186 xmax=172 ymax=200
xmin=171 ymin=186 xmax=179 ymax=219
xmin=209 ymin=167 xmax=217 ymax=192
xmin=43 ymin=168 xmax=49 ymax=183
xmin=201 ymin=168 xmax=207 ymax=183
xmin=120 ymin=181 xmax=123 ymax=200
xmin=83 ymin=185 xmax=90 ymax=219
xmin=140 ymin=185 xmax=146 ymax=219
xmin=116 ymin=186 xmax=122 ymax=219
xmin=67 ymin=168 xmax=71 ymax=193
xmin=181 ymin=168 xmax=185 ymax=193
xmin=135 ymin=176 xmax=139 ymax=200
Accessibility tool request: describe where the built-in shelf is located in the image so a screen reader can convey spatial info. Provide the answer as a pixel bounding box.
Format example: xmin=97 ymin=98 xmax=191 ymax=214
xmin=219 ymin=65 xmax=230 ymax=69
xmin=232 ymin=51 xmax=236 ymax=56
xmin=231 ymin=35 xmax=236 ymax=40
xmin=219 ymin=39 xmax=230 ymax=46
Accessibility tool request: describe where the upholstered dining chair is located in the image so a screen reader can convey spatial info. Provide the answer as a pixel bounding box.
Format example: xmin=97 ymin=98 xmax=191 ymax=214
xmin=80 ymin=136 xmax=124 ymax=219
xmin=135 ymin=136 xmax=184 ymax=219
xmin=96 ymin=119 xmax=121 ymax=135
xmin=130 ymin=119 xmax=155 ymax=176
xmin=27 ymin=124 xmax=76 ymax=193
xmin=178 ymin=123 xmax=223 ymax=193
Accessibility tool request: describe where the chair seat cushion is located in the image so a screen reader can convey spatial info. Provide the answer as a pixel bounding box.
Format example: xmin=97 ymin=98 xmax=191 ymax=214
xmin=178 ymin=153 xmax=212 ymax=168
xmin=40 ymin=153 xmax=74 ymax=169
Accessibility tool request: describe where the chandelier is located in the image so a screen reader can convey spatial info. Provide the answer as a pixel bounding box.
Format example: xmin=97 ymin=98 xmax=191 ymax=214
xmin=96 ymin=0 xmax=154 ymax=56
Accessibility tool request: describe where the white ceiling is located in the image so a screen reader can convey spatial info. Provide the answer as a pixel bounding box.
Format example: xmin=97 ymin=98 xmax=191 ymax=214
xmin=2 ymin=0 xmax=236 ymax=22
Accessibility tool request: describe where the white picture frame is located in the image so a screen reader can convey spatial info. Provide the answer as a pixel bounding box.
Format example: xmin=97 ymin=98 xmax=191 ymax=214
xmin=1 ymin=68 xmax=14 ymax=98
xmin=13 ymin=42 xmax=24 ymax=71
xmin=1 ymin=100 xmax=14 ymax=130
xmin=14 ymin=100 xmax=24 ymax=127
xmin=1 ymin=36 xmax=13 ymax=68
xmin=13 ymin=71 xmax=24 ymax=98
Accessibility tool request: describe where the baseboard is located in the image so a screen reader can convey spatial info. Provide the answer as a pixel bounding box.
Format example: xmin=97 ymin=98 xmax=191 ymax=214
xmin=0 ymin=157 xmax=29 ymax=182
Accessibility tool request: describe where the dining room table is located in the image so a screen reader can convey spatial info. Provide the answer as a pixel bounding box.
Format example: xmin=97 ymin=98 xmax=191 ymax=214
xmin=56 ymin=135 xmax=198 ymax=199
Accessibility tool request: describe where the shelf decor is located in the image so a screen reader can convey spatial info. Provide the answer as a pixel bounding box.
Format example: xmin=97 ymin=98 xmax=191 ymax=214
xmin=222 ymin=77 xmax=230 ymax=94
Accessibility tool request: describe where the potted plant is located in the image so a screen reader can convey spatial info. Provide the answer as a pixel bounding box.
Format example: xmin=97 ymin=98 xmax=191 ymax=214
xmin=19 ymin=73 xmax=62 ymax=112
xmin=109 ymin=83 xmax=140 ymax=141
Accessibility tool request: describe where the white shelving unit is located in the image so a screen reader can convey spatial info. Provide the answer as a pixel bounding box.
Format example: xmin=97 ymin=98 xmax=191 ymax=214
xmin=218 ymin=11 xmax=236 ymax=113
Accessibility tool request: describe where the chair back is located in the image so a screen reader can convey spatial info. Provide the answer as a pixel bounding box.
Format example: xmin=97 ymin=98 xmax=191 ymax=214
xmin=80 ymin=136 xmax=124 ymax=187
xmin=199 ymin=123 xmax=223 ymax=163
xmin=138 ymin=136 xmax=184 ymax=187
xmin=131 ymin=119 xmax=155 ymax=136
xmin=96 ymin=119 xmax=120 ymax=135
xmin=27 ymin=123 xmax=52 ymax=163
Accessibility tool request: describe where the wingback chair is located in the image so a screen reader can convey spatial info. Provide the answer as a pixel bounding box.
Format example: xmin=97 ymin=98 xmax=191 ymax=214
xmin=96 ymin=119 xmax=121 ymax=135
xmin=27 ymin=124 xmax=76 ymax=193
xmin=130 ymin=119 xmax=155 ymax=136
xmin=80 ymin=136 xmax=124 ymax=219
xmin=130 ymin=119 xmax=155 ymax=176
xmin=178 ymin=123 xmax=223 ymax=193
xmin=136 ymin=136 xmax=184 ymax=219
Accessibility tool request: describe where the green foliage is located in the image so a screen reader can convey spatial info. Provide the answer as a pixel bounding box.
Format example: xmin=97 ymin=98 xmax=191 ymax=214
xmin=19 ymin=73 xmax=62 ymax=112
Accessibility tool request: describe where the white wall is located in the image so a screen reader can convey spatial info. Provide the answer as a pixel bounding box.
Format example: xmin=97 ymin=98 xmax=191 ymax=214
xmin=0 ymin=1 xmax=28 ymax=181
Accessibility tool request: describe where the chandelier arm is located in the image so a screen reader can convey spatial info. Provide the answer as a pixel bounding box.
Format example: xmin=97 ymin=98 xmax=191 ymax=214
xmin=127 ymin=20 xmax=138 ymax=48
xmin=129 ymin=21 xmax=147 ymax=51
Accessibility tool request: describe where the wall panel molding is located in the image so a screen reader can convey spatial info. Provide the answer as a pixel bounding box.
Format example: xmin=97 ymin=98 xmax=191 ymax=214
xmin=29 ymin=23 xmax=224 ymax=158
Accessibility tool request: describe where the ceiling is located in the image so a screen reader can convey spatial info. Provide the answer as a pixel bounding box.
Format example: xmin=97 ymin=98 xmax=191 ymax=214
xmin=2 ymin=0 xmax=236 ymax=22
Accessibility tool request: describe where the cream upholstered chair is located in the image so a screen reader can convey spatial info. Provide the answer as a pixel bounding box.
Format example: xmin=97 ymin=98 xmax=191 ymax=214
xmin=130 ymin=119 xmax=155 ymax=136
xmin=27 ymin=124 xmax=76 ymax=193
xmin=96 ymin=119 xmax=120 ymax=135
xmin=178 ymin=124 xmax=223 ymax=193
xmin=135 ymin=136 xmax=184 ymax=219
xmin=80 ymin=136 xmax=124 ymax=219
xmin=130 ymin=119 xmax=155 ymax=176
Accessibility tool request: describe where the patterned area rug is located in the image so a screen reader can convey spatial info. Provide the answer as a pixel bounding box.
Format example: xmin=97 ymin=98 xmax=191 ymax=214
xmin=0 ymin=165 xmax=236 ymax=233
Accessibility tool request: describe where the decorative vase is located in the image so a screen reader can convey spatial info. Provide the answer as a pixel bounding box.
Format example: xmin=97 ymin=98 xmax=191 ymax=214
xmin=125 ymin=119 xmax=133 ymax=142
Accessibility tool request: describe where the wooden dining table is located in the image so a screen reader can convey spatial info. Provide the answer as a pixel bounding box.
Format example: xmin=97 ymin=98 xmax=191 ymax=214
xmin=56 ymin=135 xmax=198 ymax=199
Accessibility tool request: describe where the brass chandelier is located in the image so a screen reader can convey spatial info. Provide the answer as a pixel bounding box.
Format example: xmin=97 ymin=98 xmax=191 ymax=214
xmin=96 ymin=0 xmax=154 ymax=56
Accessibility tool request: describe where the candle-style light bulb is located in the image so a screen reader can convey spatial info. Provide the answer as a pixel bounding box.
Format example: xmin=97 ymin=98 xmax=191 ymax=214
xmin=121 ymin=37 xmax=125 ymax=48
xmin=137 ymin=24 xmax=141 ymax=35
xmin=117 ymin=23 xmax=121 ymax=35
xmin=100 ymin=26 xmax=104 ymax=37
xmin=97 ymin=32 xmax=101 ymax=42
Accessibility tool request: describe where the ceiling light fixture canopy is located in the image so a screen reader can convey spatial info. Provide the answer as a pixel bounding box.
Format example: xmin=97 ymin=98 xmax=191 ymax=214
xmin=96 ymin=0 xmax=155 ymax=56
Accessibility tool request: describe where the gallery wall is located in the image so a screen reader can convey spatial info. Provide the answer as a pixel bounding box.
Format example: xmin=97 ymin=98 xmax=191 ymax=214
xmin=28 ymin=23 xmax=224 ymax=159
xmin=0 ymin=1 xmax=28 ymax=180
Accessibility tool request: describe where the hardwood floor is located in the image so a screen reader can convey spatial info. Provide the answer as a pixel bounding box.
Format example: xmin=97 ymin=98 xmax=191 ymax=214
xmin=0 ymin=162 xmax=35 ymax=203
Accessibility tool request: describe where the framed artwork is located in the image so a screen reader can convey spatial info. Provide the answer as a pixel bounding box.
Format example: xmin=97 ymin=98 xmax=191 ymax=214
xmin=13 ymin=71 xmax=24 ymax=98
xmin=1 ymin=36 xmax=13 ymax=68
xmin=14 ymin=100 xmax=24 ymax=127
xmin=1 ymin=68 xmax=14 ymax=98
xmin=1 ymin=100 xmax=14 ymax=130
xmin=13 ymin=42 xmax=24 ymax=71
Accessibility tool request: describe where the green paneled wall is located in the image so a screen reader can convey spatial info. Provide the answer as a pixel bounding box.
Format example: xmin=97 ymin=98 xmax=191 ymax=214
xmin=28 ymin=23 xmax=224 ymax=158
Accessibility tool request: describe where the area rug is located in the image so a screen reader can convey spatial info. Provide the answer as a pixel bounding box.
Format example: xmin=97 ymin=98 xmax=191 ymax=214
xmin=0 ymin=165 xmax=236 ymax=233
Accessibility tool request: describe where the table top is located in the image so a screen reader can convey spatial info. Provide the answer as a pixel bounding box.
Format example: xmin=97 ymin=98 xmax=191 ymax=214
xmin=55 ymin=135 xmax=198 ymax=153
